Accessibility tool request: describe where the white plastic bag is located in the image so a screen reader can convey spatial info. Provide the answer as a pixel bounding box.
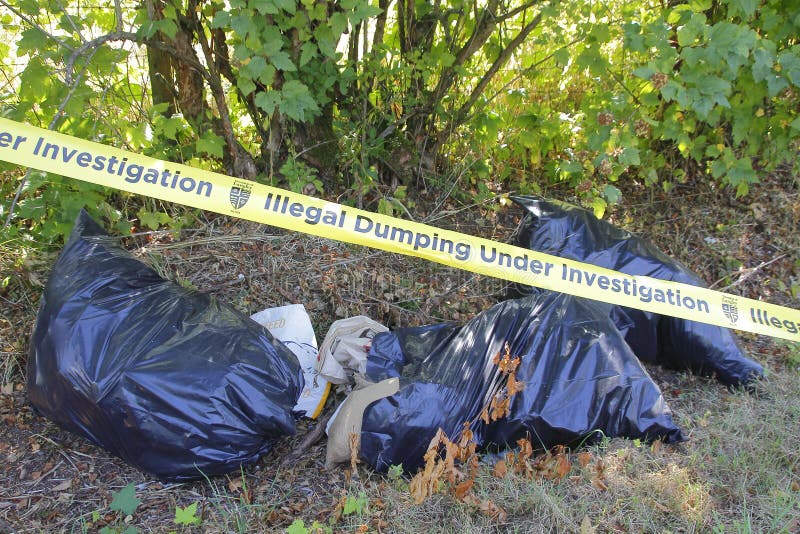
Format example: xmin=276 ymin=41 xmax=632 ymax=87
xmin=251 ymin=304 xmax=330 ymax=418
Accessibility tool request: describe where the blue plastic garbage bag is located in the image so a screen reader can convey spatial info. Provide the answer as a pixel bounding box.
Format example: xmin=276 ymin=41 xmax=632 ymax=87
xmin=359 ymin=291 xmax=684 ymax=472
xmin=28 ymin=210 xmax=303 ymax=481
xmin=508 ymin=196 xmax=763 ymax=386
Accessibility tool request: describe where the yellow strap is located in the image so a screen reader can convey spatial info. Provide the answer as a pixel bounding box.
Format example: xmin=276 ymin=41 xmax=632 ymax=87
xmin=1 ymin=117 xmax=798 ymax=342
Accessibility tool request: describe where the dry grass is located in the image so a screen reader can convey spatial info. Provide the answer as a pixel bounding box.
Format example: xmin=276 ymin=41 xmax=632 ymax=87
xmin=1 ymin=174 xmax=798 ymax=533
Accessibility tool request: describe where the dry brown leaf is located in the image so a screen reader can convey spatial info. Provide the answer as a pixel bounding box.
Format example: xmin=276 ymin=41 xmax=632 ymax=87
xmin=479 ymin=499 xmax=508 ymax=523
xmin=480 ymin=405 xmax=490 ymax=424
xmin=227 ymin=477 xmax=243 ymax=493
xmin=591 ymin=477 xmax=608 ymax=491
xmin=650 ymin=439 xmax=662 ymax=455
xmin=444 ymin=441 xmax=459 ymax=484
xmin=594 ymin=457 xmax=606 ymax=480
xmin=554 ymin=454 xmax=571 ymax=480
xmin=454 ymin=479 xmax=474 ymax=500
xmin=52 ymin=479 xmax=73 ymax=492
xmin=506 ymin=372 xmax=525 ymax=396
xmin=493 ymin=460 xmax=508 ymax=479
xmin=349 ymin=432 xmax=361 ymax=475
xmin=492 ymin=345 xmax=505 ymax=365
xmin=489 ymin=394 xmax=510 ymax=421
xmin=516 ymin=438 xmax=533 ymax=462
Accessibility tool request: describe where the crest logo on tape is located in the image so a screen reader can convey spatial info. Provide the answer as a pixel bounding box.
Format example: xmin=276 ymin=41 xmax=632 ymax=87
xmin=229 ymin=180 xmax=252 ymax=210
xmin=722 ymin=295 xmax=739 ymax=325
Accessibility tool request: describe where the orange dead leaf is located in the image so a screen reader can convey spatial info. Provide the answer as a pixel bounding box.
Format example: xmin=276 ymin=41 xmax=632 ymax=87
xmin=349 ymin=432 xmax=361 ymax=475
xmin=594 ymin=457 xmax=606 ymax=479
xmin=444 ymin=440 xmax=459 ymax=484
xmin=516 ymin=437 xmax=533 ymax=462
xmin=454 ymin=479 xmax=474 ymax=500
xmin=577 ymin=451 xmax=592 ymax=468
xmin=554 ymin=454 xmax=571 ymax=480
xmin=480 ymin=405 xmax=490 ymax=424
xmin=489 ymin=394 xmax=510 ymax=421
xmin=493 ymin=460 xmax=508 ymax=478
xmin=457 ymin=421 xmax=473 ymax=449
xmin=591 ymin=477 xmax=609 ymax=491
xmin=506 ymin=372 xmax=525 ymax=396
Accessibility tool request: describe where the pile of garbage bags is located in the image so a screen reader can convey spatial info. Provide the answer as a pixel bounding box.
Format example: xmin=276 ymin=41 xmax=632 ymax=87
xmin=28 ymin=200 xmax=763 ymax=479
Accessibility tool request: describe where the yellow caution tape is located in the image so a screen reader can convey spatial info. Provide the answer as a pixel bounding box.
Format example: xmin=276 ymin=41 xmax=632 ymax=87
xmin=1 ymin=117 xmax=798 ymax=342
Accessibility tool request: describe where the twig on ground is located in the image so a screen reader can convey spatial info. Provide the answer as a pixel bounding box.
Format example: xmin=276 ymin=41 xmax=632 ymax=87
xmin=711 ymin=254 xmax=787 ymax=290
xmin=279 ymin=412 xmax=334 ymax=468
xmin=202 ymin=273 xmax=245 ymax=293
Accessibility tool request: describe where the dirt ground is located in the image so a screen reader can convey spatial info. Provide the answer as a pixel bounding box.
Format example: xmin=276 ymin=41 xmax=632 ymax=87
xmin=1 ymin=172 xmax=798 ymax=532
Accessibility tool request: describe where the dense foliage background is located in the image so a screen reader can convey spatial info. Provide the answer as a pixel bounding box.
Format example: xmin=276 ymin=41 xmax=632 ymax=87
xmin=1 ymin=0 xmax=799 ymax=239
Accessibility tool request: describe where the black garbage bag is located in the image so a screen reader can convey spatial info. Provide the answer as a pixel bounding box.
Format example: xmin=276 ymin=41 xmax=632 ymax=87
xmin=28 ymin=211 xmax=303 ymax=481
xmin=359 ymin=292 xmax=684 ymax=472
xmin=512 ymin=196 xmax=764 ymax=386
xmin=509 ymin=196 xmax=763 ymax=387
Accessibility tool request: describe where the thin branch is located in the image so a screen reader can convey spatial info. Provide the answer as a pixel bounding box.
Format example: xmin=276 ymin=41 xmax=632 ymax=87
xmin=495 ymin=0 xmax=540 ymax=24
xmin=65 ymin=31 xmax=138 ymax=83
xmin=436 ymin=11 xmax=544 ymax=147
xmin=113 ymin=0 xmax=124 ymax=33
xmin=53 ymin=0 xmax=86 ymax=44
xmin=189 ymin=0 xmax=256 ymax=178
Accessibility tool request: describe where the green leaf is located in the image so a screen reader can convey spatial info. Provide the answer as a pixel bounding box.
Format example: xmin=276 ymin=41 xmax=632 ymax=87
xmin=632 ymin=66 xmax=656 ymax=80
xmin=623 ymin=23 xmax=645 ymax=52
xmin=279 ymin=80 xmax=320 ymax=121
xmin=174 ymin=502 xmax=201 ymax=526
xmin=299 ymin=42 xmax=317 ymax=67
xmin=688 ymin=0 xmax=712 ymax=12
xmin=287 ymin=519 xmax=309 ymax=534
xmin=252 ymin=0 xmax=279 ymax=15
xmin=270 ymin=51 xmax=296 ymax=72
xmin=238 ymin=78 xmax=256 ymax=96
xmin=676 ymin=13 xmax=706 ymax=47
xmin=591 ymin=197 xmax=607 ymax=219
xmin=154 ymin=18 xmax=178 ymax=39
xmin=778 ymin=49 xmax=800 ymax=86
xmin=210 ymin=11 xmax=231 ymax=29
xmin=196 ymin=131 xmax=225 ymax=158
xmin=728 ymin=0 xmax=758 ymax=18
xmin=603 ymin=184 xmax=622 ymax=204
xmin=109 ymin=484 xmax=141 ymax=517
xmin=17 ymin=27 xmax=49 ymax=54
xmin=137 ymin=209 xmax=172 ymax=230
xmin=618 ymin=147 xmax=640 ymax=166
xmin=342 ymin=492 xmax=367 ymax=516
xmin=553 ymin=47 xmax=570 ymax=65
xmin=255 ymin=90 xmax=281 ymax=114
xmin=273 ymin=0 xmax=296 ymax=13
